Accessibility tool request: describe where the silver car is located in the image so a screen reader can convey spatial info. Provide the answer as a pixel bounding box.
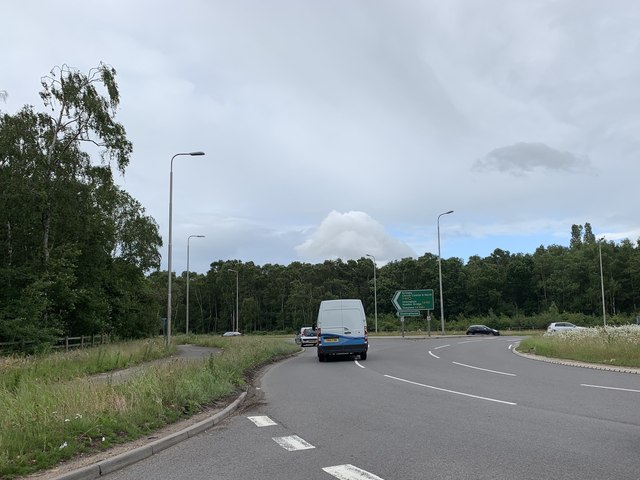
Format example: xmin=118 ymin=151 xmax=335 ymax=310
xmin=546 ymin=322 xmax=585 ymax=333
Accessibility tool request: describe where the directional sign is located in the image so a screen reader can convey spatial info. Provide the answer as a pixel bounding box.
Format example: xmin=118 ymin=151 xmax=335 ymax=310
xmin=396 ymin=310 xmax=420 ymax=317
xmin=392 ymin=289 xmax=434 ymax=311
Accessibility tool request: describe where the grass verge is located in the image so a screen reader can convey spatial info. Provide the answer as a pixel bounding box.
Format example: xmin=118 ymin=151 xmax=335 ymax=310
xmin=0 ymin=335 xmax=299 ymax=478
xmin=517 ymin=325 xmax=640 ymax=368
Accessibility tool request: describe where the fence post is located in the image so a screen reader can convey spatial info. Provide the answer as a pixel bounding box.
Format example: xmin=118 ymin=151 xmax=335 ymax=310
xmin=65 ymin=336 xmax=69 ymax=350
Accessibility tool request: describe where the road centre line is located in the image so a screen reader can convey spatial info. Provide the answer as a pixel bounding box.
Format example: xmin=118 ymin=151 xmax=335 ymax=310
xmin=323 ymin=464 xmax=385 ymax=480
xmin=428 ymin=351 xmax=440 ymax=359
xmin=384 ymin=374 xmax=517 ymax=405
xmin=452 ymin=361 xmax=517 ymax=376
xmin=433 ymin=344 xmax=450 ymax=350
xmin=457 ymin=339 xmax=484 ymax=344
xmin=581 ymin=384 xmax=640 ymax=393
xmin=355 ymin=360 xmax=366 ymax=368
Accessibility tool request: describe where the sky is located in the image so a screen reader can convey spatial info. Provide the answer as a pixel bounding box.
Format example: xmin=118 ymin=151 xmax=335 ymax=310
xmin=2 ymin=0 xmax=639 ymax=274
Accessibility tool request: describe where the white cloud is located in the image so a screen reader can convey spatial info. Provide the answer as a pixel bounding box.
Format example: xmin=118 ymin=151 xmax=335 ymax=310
xmin=295 ymin=211 xmax=415 ymax=263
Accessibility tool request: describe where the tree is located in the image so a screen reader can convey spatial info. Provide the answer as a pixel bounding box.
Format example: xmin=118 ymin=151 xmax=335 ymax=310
xmin=0 ymin=63 xmax=160 ymax=346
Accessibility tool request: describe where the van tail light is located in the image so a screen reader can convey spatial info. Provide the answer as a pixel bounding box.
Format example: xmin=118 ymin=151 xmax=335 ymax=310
xmin=364 ymin=326 xmax=368 ymax=342
xmin=317 ymin=328 xmax=321 ymax=345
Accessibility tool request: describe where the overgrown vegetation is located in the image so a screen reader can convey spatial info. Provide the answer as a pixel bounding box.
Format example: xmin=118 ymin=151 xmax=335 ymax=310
xmin=517 ymin=325 xmax=640 ymax=367
xmin=0 ymin=336 xmax=299 ymax=478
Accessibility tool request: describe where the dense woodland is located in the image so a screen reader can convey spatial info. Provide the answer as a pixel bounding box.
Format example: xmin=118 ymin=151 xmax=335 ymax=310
xmin=1 ymin=65 xmax=639 ymax=350
xmin=162 ymin=225 xmax=640 ymax=336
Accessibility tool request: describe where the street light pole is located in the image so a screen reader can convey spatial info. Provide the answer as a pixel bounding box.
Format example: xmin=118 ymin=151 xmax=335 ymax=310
xmin=186 ymin=234 xmax=205 ymax=335
xmin=437 ymin=210 xmax=454 ymax=335
xmin=228 ymin=269 xmax=239 ymax=332
xmin=599 ymin=237 xmax=607 ymax=327
xmin=166 ymin=151 xmax=205 ymax=346
xmin=366 ymin=254 xmax=378 ymax=333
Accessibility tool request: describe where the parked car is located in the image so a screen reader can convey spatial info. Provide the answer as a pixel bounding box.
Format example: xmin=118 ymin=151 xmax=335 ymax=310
xmin=295 ymin=327 xmax=318 ymax=347
xmin=546 ymin=322 xmax=585 ymax=333
xmin=466 ymin=325 xmax=500 ymax=336
xmin=222 ymin=331 xmax=242 ymax=337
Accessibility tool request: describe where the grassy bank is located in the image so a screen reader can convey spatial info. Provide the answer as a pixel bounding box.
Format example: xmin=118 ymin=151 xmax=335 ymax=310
xmin=0 ymin=336 xmax=299 ymax=478
xmin=517 ymin=325 xmax=640 ymax=368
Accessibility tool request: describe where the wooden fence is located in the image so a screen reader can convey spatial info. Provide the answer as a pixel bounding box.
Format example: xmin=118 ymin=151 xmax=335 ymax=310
xmin=0 ymin=335 xmax=110 ymax=354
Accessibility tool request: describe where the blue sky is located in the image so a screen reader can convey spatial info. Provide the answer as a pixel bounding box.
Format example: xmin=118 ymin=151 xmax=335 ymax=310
xmin=2 ymin=0 xmax=639 ymax=273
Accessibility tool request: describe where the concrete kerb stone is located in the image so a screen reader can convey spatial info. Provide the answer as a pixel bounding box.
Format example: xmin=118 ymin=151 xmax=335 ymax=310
xmin=50 ymin=391 xmax=247 ymax=480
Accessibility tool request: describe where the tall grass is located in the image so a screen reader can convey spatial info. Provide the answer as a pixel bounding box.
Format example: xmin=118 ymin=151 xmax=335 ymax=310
xmin=517 ymin=325 xmax=640 ymax=367
xmin=0 ymin=336 xmax=299 ymax=478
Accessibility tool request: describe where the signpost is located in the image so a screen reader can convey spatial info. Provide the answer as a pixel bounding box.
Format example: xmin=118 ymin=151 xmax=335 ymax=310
xmin=392 ymin=289 xmax=435 ymax=337
xmin=392 ymin=290 xmax=434 ymax=311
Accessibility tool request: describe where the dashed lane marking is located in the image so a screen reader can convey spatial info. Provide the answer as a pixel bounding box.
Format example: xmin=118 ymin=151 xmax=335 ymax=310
xmin=323 ymin=464 xmax=385 ymax=480
xmin=581 ymin=384 xmax=640 ymax=393
xmin=272 ymin=435 xmax=315 ymax=451
xmin=247 ymin=416 xmax=278 ymax=427
xmin=384 ymin=374 xmax=517 ymax=405
xmin=452 ymin=361 xmax=516 ymax=376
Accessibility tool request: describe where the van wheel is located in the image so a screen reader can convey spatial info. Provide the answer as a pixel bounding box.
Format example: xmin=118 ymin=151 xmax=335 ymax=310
xmin=360 ymin=352 xmax=367 ymax=361
xmin=318 ymin=354 xmax=325 ymax=362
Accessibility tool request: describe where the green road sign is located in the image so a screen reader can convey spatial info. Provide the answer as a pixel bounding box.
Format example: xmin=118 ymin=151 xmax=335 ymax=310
xmin=396 ymin=309 xmax=420 ymax=317
xmin=392 ymin=289 xmax=434 ymax=311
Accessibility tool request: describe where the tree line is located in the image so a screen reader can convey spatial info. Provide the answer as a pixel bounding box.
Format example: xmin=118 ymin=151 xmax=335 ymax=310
xmin=2 ymin=65 xmax=639 ymax=351
xmin=163 ymin=224 xmax=639 ymax=336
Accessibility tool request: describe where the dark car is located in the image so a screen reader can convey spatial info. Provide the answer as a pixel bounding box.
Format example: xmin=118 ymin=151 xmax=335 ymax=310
xmin=466 ymin=325 xmax=500 ymax=336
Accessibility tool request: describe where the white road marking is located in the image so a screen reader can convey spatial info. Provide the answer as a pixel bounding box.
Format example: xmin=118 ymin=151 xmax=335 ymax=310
xmin=428 ymin=351 xmax=440 ymax=359
xmin=457 ymin=339 xmax=483 ymax=344
xmin=452 ymin=361 xmax=516 ymax=376
xmin=434 ymin=344 xmax=450 ymax=350
xmin=247 ymin=416 xmax=277 ymax=427
xmin=272 ymin=435 xmax=315 ymax=451
xmin=581 ymin=384 xmax=640 ymax=393
xmin=323 ymin=464 xmax=385 ymax=480
xmin=384 ymin=374 xmax=517 ymax=405
xmin=355 ymin=360 xmax=366 ymax=369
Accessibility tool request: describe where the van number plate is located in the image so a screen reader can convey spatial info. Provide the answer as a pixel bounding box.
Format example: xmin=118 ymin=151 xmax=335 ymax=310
xmin=324 ymin=338 xmax=339 ymax=342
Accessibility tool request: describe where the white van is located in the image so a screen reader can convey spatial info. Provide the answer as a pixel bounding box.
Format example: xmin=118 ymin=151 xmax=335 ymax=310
xmin=316 ymin=299 xmax=368 ymax=362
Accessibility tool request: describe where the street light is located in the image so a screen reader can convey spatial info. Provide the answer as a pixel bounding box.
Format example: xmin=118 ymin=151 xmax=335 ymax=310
xmin=437 ymin=210 xmax=454 ymax=334
xmin=166 ymin=151 xmax=205 ymax=346
xmin=228 ymin=269 xmax=239 ymax=332
xmin=599 ymin=237 xmax=607 ymax=327
xmin=366 ymin=254 xmax=378 ymax=333
xmin=186 ymin=234 xmax=205 ymax=335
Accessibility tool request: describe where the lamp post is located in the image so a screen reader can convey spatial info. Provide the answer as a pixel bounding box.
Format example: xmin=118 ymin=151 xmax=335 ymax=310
xmin=437 ymin=210 xmax=454 ymax=334
xmin=186 ymin=234 xmax=205 ymax=335
xmin=166 ymin=151 xmax=205 ymax=346
xmin=366 ymin=254 xmax=378 ymax=333
xmin=228 ymin=269 xmax=239 ymax=332
xmin=599 ymin=237 xmax=607 ymax=327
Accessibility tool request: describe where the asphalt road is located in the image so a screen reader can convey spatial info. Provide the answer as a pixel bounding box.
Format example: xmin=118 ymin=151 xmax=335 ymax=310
xmin=106 ymin=337 xmax=640 ymax=480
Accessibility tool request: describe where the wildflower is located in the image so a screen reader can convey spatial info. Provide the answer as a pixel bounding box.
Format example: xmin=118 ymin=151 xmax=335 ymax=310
xmin=75 ymin=413 xmax=83 ymax=419
xmin=64 ymin=419 xmax=70 ymax=422
xmin=59 ymin=441 xmax=67 ymax=450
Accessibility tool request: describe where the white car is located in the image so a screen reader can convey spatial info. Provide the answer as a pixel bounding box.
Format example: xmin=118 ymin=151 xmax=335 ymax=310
xmin=295 ymin=327 xmax=318 ymax=347
xmin=546 ymin=322 xmax=585 ymax=333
